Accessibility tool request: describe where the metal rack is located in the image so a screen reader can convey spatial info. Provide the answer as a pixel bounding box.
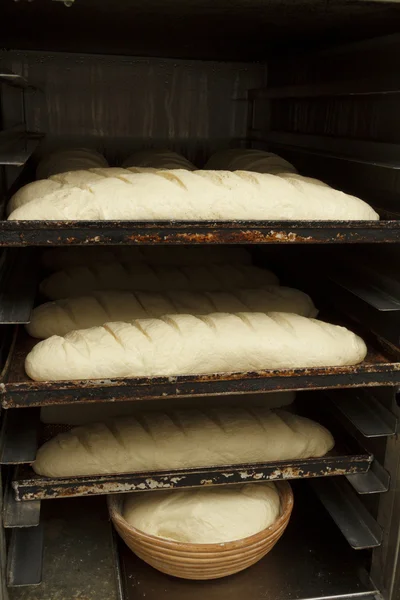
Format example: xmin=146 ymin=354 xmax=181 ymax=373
xmin=1 ymin=325 xmax=400 ymax=409
xmin=0 ymin=220 xmax=400 ymax=246
xmin=1 ymin=34 xmax=400 ymax=600
xmin=11 ymin=449 xmax=373 ymax=502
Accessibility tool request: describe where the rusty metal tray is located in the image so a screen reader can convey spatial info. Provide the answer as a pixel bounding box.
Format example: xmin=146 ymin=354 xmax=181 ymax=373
xmin=12 ymin=444 xmax=373 ymax=501
xmin=1 ymin=220 xmax=400 ymax=246
xmin=2 ymin=327 xmax=400 ymax=409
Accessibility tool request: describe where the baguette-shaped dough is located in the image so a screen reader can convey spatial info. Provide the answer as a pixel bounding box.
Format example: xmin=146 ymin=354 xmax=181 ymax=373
xmin=27 ymin=287 xmax=317 ymax=339
xmin=122 ymin=149 xmax=195 ymax=170
xmin=41 ymin=245 xmax=252 ymax=270
xmin=36 ymin=148 xmax=108 ymax=179
xmin=33 ymin=406 xmax=334 ymax=477
xmin=25 ymin=312 xmax=367 ymax=382
xmin=8 ymin=169 xmax=379 ymax=221
xmin=7 ymin=166 xmax=151 ymax=215
xmin=39 ymin=263 xmax=279 ymax=300
xmin=40 ymin=392 xmax=295 ymax=424
xmin=205 ymin=149 xmax=297 ymax=174
xmin=123 ymin=483 xmax=281 ymax=544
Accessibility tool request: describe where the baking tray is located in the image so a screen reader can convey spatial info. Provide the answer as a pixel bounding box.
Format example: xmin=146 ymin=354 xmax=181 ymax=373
xmin=2 ymin=327 xmax=400 ymax=409
xmin=1 ymin=220 xmax=400 ymax=246
xmin=12 ymin=445 xmax=373 ymax=501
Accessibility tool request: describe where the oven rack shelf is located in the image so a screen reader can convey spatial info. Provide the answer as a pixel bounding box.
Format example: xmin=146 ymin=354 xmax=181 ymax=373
xmin=0 ymin=219 xmax=400 ymax=246
xmin=12 ymin=445 xmax=373 ymax=501
xmin=2 ymin=328 xmax=400 ymax=408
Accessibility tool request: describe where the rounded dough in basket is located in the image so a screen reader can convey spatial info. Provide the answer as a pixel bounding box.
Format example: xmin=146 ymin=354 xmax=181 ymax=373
xmin=123 ymin=483 xmax=281 ymax=544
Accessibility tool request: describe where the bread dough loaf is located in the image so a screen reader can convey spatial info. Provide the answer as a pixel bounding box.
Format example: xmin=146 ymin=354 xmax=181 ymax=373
xmin=122 ymin=149 xmax=195 ymax=170
xmin=123 ymin=483 xmax=281 ymax=544
xmin=8 ymin=167 xmax=147 ymax=214
xmin=205 ymin=149 xmax=297 ymax=174
xmin=36 ymin=148 xmax=108 ymax=179
xmin=27 ymin=287 xmax=317 ymax=339
xmin=39 ymin=263 xmax=279 ymax=300
xmin=40 ymin=391 xmax=295 ymax=424
xmin=41 ymin=245 xmax=252 ymax=270
xmin=33 ymin=406 xmax=334 ymax=477
xmin=8 ymin=169 xmax=379 ymax=221
xmin=25 ymin=311 xmax=367 ymax=382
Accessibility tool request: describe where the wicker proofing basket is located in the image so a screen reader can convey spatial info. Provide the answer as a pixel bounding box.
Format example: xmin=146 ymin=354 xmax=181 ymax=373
xmin=108 ymin=481 xmax=294 ymax=580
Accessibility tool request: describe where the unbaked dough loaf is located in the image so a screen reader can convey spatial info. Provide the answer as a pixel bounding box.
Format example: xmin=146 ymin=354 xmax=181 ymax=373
xmin=27 ymin=287 xmax=317 ymax=338
xmin=33 ymin=406 xmax=334 ymax=477
xmin=7 ymin=166 xmax=148 ymax=215
xmin=122 ymin=149 xmax=195 ymax=170
xmin=8 ymin=169 xmax=379 ymax=221
xmin=39 ymin=263 xmax=279 ymax=300
xmin=123 ymin=483 xmax=281 ymax=544
xmin=25 ymin=311 xmax=367 ymax=382
xmin=41 ymin=245 xmax=252 ymax=271
xmin=36 ymin=148 xmax=108 ymax=179
xmin=40 ymin=391 xmax=295 ymax=424
xmin=205 ymin=149 xmax=297 ymax=174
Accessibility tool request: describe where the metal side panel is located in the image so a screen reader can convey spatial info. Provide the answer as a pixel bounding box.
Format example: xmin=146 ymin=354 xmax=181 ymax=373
xmin=311 ymin=478 xmax=383 ymax=550
xmin=7 ymin=525 xmax=44 ymax=587
xmin=371 ymin=399 xmax=400 ymax=600
xmin=8 ymin=497 xmax=117 ymax=600
xmin=3 ymin=480 xmax=40 ymax=529
xmin=0 ymin=408 xmax=39 ymax=465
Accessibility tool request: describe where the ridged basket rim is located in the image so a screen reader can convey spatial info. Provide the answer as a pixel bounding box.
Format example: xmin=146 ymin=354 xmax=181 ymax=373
xmin=108 ymin=480 xmax=294 ymax=551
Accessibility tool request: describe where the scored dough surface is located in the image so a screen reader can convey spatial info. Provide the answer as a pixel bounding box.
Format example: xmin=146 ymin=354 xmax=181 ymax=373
xmin=8 ymin=169 xmax=379 ymax=221
xmin=25 ymin=311 xmax=367 ymax=382
xmin=27 ymin=287 xmax=317 ymax=338
xmin=33 ymin=407 xmax=334 ymax=477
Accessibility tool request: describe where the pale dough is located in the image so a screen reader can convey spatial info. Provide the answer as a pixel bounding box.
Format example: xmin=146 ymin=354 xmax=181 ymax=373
xmin=122 ymin=149 xmax=195 ymax=170
xmin=41 ymin=245 xmax=252 ymax=270
xmin=25 ymin=311 xmax=367 ymax=382
xmin=8 ymin=166 xmax=146 ymax=214
xmin=36 ymin=148 xmax=108 ymax=179
xmin=33 ymin=406 xmax=334 ymax=477
xmin=123 ymin=483 xmax=281 ymax=544
xmin=205 ymin=149 xmax=297 ymax=174
xmin=40 ymin=391 xmax=295 ymax=424
xmin=8 ymin=169 xmax=379 ymax=221
xmin=39 ymin=263 xmax=279 ymax=300
xmin=27 ymin=287 xmax=317 ymax=338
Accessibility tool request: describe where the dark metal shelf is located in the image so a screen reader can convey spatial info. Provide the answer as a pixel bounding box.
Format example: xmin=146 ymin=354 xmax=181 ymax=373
xmin=0 ymin=131 xmax=43 ymax=167
xmin=12 ymin=445 xmax=373 ymax=501
xmin=0 ymin=220 xmax=399 ymax=246
xmin=0 ymin=69 xmax=30 ymax=89
xmin=7 ymin=497 xmax=116 ymax=599
xmin=250 ymin=80 xmax=400 ymax=99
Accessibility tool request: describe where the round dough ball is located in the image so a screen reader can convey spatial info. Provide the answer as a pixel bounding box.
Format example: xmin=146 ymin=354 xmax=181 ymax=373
xmin=123 ymin=483 xmax=281 ymax=544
